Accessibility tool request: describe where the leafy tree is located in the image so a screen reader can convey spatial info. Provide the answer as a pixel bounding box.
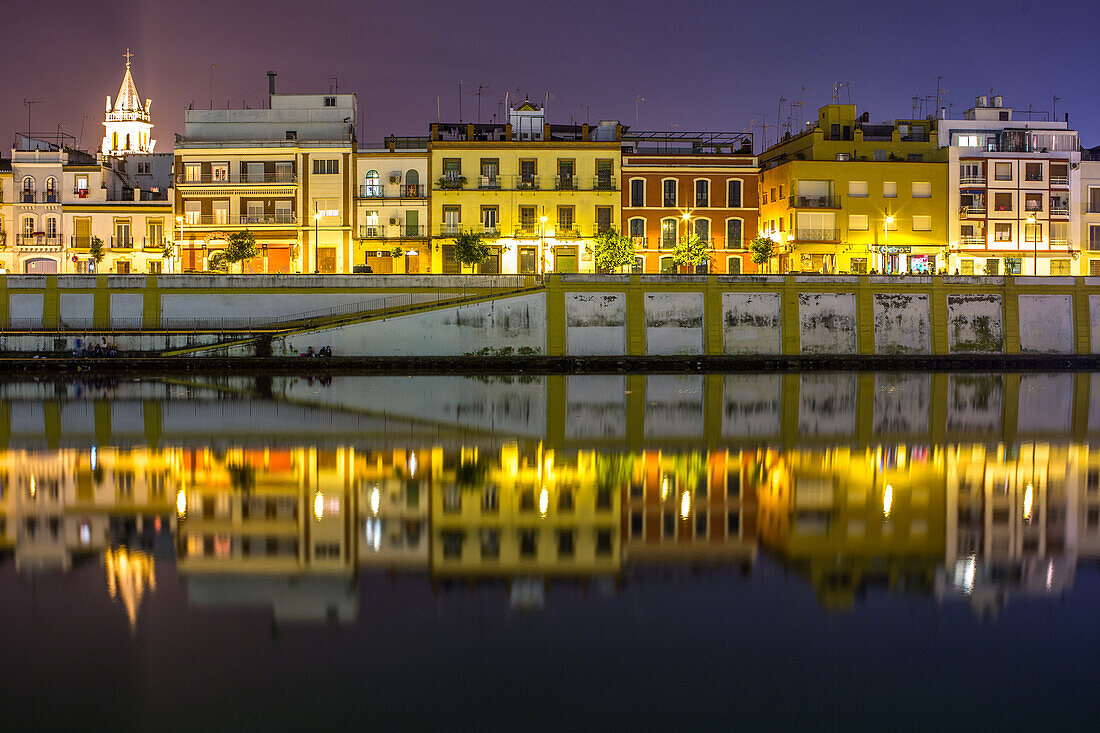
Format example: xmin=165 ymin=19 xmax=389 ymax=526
xmin=160 ymin=242 xmax=176 ymax=261
xmin=673 ymin=233 xmax=712 ymax=272
xmin=452 ymin=230 xmax=490 ymax=267
xmin=89 ymin=236 xmax=106 ymax=266
xmin=749 ymin=236 xmax=776 ymax=273
xmin=223 ymin=230 xmax=258 ymax=273
xmin=588 ymin=227 xmax=636 ymax=273
xmin=390 ymin=245 xmax=404 ymax=258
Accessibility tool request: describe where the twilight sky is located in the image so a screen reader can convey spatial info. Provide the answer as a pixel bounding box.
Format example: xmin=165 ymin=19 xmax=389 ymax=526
xmin=5 ymin=0 xmax=1099 ymax=153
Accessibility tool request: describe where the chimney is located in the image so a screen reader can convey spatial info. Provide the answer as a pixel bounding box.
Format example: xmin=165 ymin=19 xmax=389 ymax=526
xmin=581 ymin=123 xmax=590 ymax=140
xmin=267 ymin=71 xmax=277 ymax=98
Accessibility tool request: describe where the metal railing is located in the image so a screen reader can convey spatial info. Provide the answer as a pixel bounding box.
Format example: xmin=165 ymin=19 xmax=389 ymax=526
xmin=791 ymin=228 xmax=841 ymax=242
xmin=177 ymin=172 xmax=297 ymax=184
xmin=359 ymin=224 xmax=427 ymax=238
xmin=959 ymin=174 xmax=985 ymax=185
xmin=357 ymin=184 xmax=426 ymax=198
xmin=960 ymin=204 xmax=986 ymax=216
xmin=959 ymin=236 xmax=986 ymax=247
xmin=478 ymin=176 xmax=502 ymax=190
xmin=1050 ymin=175 xmax=1070 ymax=186
xmin=790 ymin=194 xmax=841 ymax=209
xmin=111 ymin=236 xmax=133 ymax=248
xmin=1050 ymin=203 xmax=1070 ymax=216
xmin=240 ymin=212 xmax=297 ymax=225
xmin=15 ymin=234 xmax=63 ymax=247
xmin=1050 ymin=237 xmax=1070 ymax=247
xmin=184 ymin=213 xmax=297 ymax=226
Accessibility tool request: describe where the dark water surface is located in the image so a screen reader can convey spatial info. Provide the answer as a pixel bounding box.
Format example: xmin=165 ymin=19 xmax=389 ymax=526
xmin=0 ymin=372 xmax=1097 ymax=731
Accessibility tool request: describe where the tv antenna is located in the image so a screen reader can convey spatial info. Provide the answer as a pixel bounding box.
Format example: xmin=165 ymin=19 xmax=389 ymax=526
xmin=634 ymin=96 xmax=645 ymax=128
xmin=23 ymin=98 xmax=40 ymax=135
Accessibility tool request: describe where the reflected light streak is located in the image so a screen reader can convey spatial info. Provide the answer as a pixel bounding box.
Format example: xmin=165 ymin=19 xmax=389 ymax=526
xmin=314 ymin=492 xmax=324 ymax=520
xmin=883 ymin=484 xmax=893 ymax=519
xmin=1023 ymin=483 xmax=1033 ymax=522
xmin=680 ymin=490 xmax=691 ymax=519
xmin=539 ymin=487 xmax=549 ymax=517
xmin=369 ymin=486 xmax=380 ymax=515
xmin=176 ymin=489 xmax=187 ymax=518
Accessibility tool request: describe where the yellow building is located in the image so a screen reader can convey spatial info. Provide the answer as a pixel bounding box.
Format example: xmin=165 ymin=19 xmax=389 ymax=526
xmin=428 ymin=102 xmax=622 ymax=274
xmin=759 ymin=104 xmax=948 ymax=274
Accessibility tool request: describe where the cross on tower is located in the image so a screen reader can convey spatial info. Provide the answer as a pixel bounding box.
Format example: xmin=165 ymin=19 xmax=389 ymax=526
xmin=123 ymin=48 xmax=133 ymax=67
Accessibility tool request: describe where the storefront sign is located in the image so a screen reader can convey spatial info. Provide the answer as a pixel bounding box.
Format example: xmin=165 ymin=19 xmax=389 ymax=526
xmin=881 ymin=246 xmax=911 ymax=254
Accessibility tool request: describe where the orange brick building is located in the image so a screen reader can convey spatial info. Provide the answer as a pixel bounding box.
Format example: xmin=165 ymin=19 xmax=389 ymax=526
xmin=622 ymin=132 xmax=760 ymax=273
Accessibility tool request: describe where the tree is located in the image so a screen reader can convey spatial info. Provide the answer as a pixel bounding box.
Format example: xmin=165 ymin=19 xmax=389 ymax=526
xmin=223 ymin=230 xmax=258 ymax=273
xmin=749 ymin=236 xmax=776 ymax=273
xmin=588 ymin=227 xmax=636 ymax=273
xmin=452 ymin=230 xmax=490 ymax=268
xmin=89 ymin=236 xmax=106 ymax=268
xmin=160 ymin=242 xmax=176 ymax=261
xmin=390 ymin=245 xmax=404 ymax=259
xmin=673 ymin=233 xmax=712 ymax=272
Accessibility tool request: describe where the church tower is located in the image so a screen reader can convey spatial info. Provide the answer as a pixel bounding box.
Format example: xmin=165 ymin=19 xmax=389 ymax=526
xmin=101 ymin=50 xmax=155 ymax=156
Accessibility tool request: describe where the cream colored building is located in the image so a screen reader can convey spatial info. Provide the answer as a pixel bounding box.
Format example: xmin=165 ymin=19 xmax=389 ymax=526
xmin=354 ymin=141 xmax=430 ymax=273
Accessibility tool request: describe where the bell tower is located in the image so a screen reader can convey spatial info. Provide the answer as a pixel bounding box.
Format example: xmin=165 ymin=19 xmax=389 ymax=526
xmin=102 ymin=49 xmax=155 ymax=156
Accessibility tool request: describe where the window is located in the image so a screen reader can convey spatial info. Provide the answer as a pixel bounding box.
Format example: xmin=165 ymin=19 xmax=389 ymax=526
xmin=1025 ymin=193 xmax=1043 ymax=212
xmin=1050 ymin=221 xmax=1068 ymax=245
xmin=1024 ymin=163 xmax=1043 ymax=182
xmin=209 ymin=162 xmax=229 ymax=182
xmin=1090 ymin=226 xmax=1100 ymax=251
xmin=913 ymin=215 xmax=932 ymax=231
xmin=883 ymin=181 xmax=897 ymax=198
xmin=481 ymin=206 xmax=498 ymax=234
xmin=557 ymin=206 xmax=574 ymax=233
xmin=660 ymin=218 xmax=677 ymax=247
xmin=519 ymin=159 xmax=537 ymax=188
xmin=558 ymin=159 xmax=575 ymax=189
xmin=442 ymin=205 xmax=460 ymax=233
xmin=848 ymin=180 xmax=868 ymax=197
xmin=596 ymin=159 xmax=613 ymax=189
xmin=726 ymin=219 xmax=743 ymax=247
xmin=694 ymin=218 xmax=709 ymax=242
xmin=312 ymin=159 xmax=339 ymax=175
xmin=995 ymin=223 xmax=1012 ymax=242
xmin=114 ymin=218 xmax=132 ymax=247
xmin=912 ymin=181 xmax=932 ymax=198
xmin=557 ymin=530 xmax=575 ymax=558
xmin=994 ymin=193 xmax=1013 ymax=211
xmin=312 ymin=198 xmax=338 ymax=217
xmin=596 ymin=206 xmax=612 ymax=233
xmin=695 ymin=179 xmax=709 ymax=207
xmin=957 ymin=134 xmax=982 ymax=147
xmin=727 ymin=179 xmax=742 ymax=207
xmin=727 ymin=256 xmax=741 ymax=274
xmin=629 ymin=218 xmax=646 ymax=242
xmin=148 ymin=260 xmax=162 ymax=274
xmin=362 ymin=210 xmax=379 ymax=236
xmin=1092 ymin=260 xmax=1100 ymax=276
xmin=184 ymin=201 xmax=201 ymax=225
xmin=147 ymin=220 xmax=164 ymax=246
xmin=960 ymin=163 xmax=982 ymax=182
xmin=662 ymin=179 xmax=678 ymax=207
xmin=848 ymin=214 xmax=868 ymax=230
xmin=275 ymin=162 xmax=293 ymax=182
xmin=960 ymin=259 xmax=974 ymax=275
xmin=1005 ymin=258 xmax=1022 ymax=274
xmin=659 ymin=255 xmax=676 ymax=273
xmin=850 ymin=258 xmax=867 ymax=274
xmin=520 ymin=206 xmax=537 ymax=232
xmin=995 ymin=162 xmax=1012 ymax=181
xmin=479 ymin=158 xmax=498 ymax=188
xmin=1051 ymin=259 xmax=1071 ymax=276
xmin=363 ymin=170 xmax=381 ymax=197
xmin=323 ymin=96 xmax=336 ymax=107
xmin=1024 ymin=222 xmax=1041 ymax=242
xmin=184 ymin=163 xmax=201 ymax=182
xmin=630 ymin=179 xmax=645 ymax=207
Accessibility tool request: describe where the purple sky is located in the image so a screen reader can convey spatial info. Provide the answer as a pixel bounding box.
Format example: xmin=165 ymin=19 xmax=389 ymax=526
xmin=6 ymin=0 xmax=1099 ymax=153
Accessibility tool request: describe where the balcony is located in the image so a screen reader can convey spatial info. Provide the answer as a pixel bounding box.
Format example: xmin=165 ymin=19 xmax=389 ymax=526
xmin=959 ymin=235 xmax=986 ymax=247
xmin=438 ymin=224 xmax=463 ymax=236
xmin=73 ymin=187 xmax=91 ymax=199
xmin=239 ymin=212 xmax=297 ymax=225
xmin=184 ymin=213 xmax=297 ymax=227
xmin=478 ymin=176 xmax=502 ymax=190
xmin=15 ymin=234 xmax=63 ymax=247
xmin=960 ymin=174 xmax=985 ymax=185
xmin=1050 ymin=237 xmax=1070 ymax=247
xmin=44 ymin=192 xmax=60 ymax=204
xmin=111 ymin=236 xmax=134 ymax=249
xmin=19 ymin=192 xmax=34 ymax=203
xmin=358 ymin=186 xmax=384 ymax=199
xmin=359 ymin=224 xmax=427 ymax=239
xmin=1050 ymin=175 xmax=1070 ymax=186
xmin=555 ymin=176 xmax=577 ymax=191
xmin=176 ymin=172 xmax=297 ymax=185
xmin=789 ymin=194 xmax=841 ymax=209
xmin=516 ymin=175 xmax=540 ymax=191
xmin=593 ymin=176 xmax=618 ymax=191
xmin=357 ymin=184 xmax=426 ymax=198
xmin=791 ymin=228 xmax=841 ymax=242
xmin=1050 ymin=201 xmax=1070 ymax=217
xmin=436 ymin=175 xmax=467 ymax=190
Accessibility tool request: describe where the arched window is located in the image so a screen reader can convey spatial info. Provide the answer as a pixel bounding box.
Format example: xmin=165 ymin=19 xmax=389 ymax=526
xmin=364 ymin=170 xmax=381 ymax=197
xmin=628 ymin=217 xmax=646 ymax=243
xmin=21 ymin=216 xmax=35 ymax=237
xmin=45 ymin=217 xmax=58 ymax=238
xmin=727 ymin=256 xmax=742 ymax=274
xmin=21 ymin=177 xmax=34 ymax=203
xmin=125 ymin=133 xmax=131 ymax=150
xmin=727 ymin=179 xmax=743 ymax=208
xmin=726 ymin=218 xmax=744 ymax=248
xmin=660 ymin=217 xmax=678 ymax=248
xmin=659 ymin=255 xmax=676 ymax=274
xmin=46 ymin=177 xmax=55 ymax=191
xmin=694 ymin=218 xmax=710 ymax=242
xmin=633 ymin=255 xmax=644 ymax=273
xmin=405 ymin=169 xmax=420 ymax=196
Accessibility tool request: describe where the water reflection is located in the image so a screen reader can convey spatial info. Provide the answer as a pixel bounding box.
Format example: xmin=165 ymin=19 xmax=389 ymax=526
xmin=1 ymin=426 xmax=1096 ymax=624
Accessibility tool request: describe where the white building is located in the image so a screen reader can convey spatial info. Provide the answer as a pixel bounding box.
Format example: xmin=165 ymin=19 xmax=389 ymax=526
xmin=102 ymin=51 xmax=156 ymax=157
xmin=354 ymin=138 xmax=429 ymax=273
xmin=940 ymin=95 xmax=1080 ymax=276
xmin=175 ymin=84 xmax=357 ymax=273
xmin=1079 ymin=149 xmax=1100 ymax=274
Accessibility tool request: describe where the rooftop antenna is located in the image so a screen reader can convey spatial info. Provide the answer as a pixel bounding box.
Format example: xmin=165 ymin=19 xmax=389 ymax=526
xmin=330 ymin=77 xmax=338 ymax=94
xmin=458 ymin=80 xmax=468 ymax=123
xmin=634 ymin=96 xmax=645 ymax=128
xmin=436 ymin=96 xmax=440 ymax=122
xmin=1053 ymin=95 xmax=1060 ymax=121
xmin=757 ymin=113 xmax=771 ymax=149
xmin=78 ymin=114 xmax=87 ymax=150
xmin=777 ymin=96 xmax=787 ymax=138
xmin=22 ymin=98 xmax=40 ymax=136
xmin=209 ymin=63 xmax=218 ymax=109
xmin=477 ymin=85 xmax=491 ymax=123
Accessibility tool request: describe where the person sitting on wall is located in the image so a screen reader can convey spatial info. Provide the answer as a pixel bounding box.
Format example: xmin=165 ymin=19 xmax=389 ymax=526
xmin=303 ymin=346 xmax=316 ymax=357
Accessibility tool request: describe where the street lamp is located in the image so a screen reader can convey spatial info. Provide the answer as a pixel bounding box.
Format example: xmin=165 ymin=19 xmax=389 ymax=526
xmin=1027 ymin=213 xmax=1037 ymax=275
xmin=174 ymin=215 xmax=183 ymax=274
xmin=884 ymin=214 xmax=895 ymax=274
xmin=540 ymin=214 xmax=548 ymax=277
xmin=681 ymin=211 xmax=692 ymax=274
xmin=313 ymin=211 xmax=322 ymax=274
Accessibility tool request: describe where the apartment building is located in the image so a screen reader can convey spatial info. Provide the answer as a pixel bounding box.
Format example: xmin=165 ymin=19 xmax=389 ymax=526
xmin=621 ymin=131 xmax=759 ymax=274
xmin=758 ymin=104 xmax=947 ymax=274
xmin=429 ymin=101 xmax=622 ymax=274
xmin=940 ymin=95 xmax=1080 ymax=275
xmin=174 ymin=85 xmax=356 ymax=273
xmin=1079 ymin=147 xmax=1100 ymax=273
xmin=353 ymin=138 xmax=430 ymax=273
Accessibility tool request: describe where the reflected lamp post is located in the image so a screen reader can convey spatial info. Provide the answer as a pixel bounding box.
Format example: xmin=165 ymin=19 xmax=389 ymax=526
xmin=313 ymin=211 xmax=322 ymax=273
xmin=540 ymin=214 xmax=548 ymax=277
xmin=883 ymin=214 xmax=895 ymax=273
xmin=681 ymin=211 xmax=692 ymax=274
xmin=1028 ymin=213 xmax=1037 ymax=275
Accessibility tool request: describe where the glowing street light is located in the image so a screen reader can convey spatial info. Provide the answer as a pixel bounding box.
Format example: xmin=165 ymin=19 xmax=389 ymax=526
xmin=883 ymin=214 xmax=895 ymax=274
xmin=1027 ymin=213 xmax=1038 ymax=275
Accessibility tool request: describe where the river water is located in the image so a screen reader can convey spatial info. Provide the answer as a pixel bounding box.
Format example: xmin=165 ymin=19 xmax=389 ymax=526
xmin=1 ymin=372 xmax=1097 ymax=730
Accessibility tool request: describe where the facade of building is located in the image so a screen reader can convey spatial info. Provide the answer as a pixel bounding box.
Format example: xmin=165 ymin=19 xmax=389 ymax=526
xmin=174 ymin=90 xmax=356 ymax=274
xmin=621 ymin=132 xmax=759 ymax=273
xmin=101 ymin=51 xmax=156 ymax=157
xmin=1078 ymin=150 xmax=1100 ymax=274
xmin=758 ymin=104 xmax=948 ymax=274
xmin=429 ymin=101 xmax=622 ymax=275
xmin=940 ymin=95 xmax=1081 ymax=275
xmin=353 ymin=139 xmax=430 ymax=273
